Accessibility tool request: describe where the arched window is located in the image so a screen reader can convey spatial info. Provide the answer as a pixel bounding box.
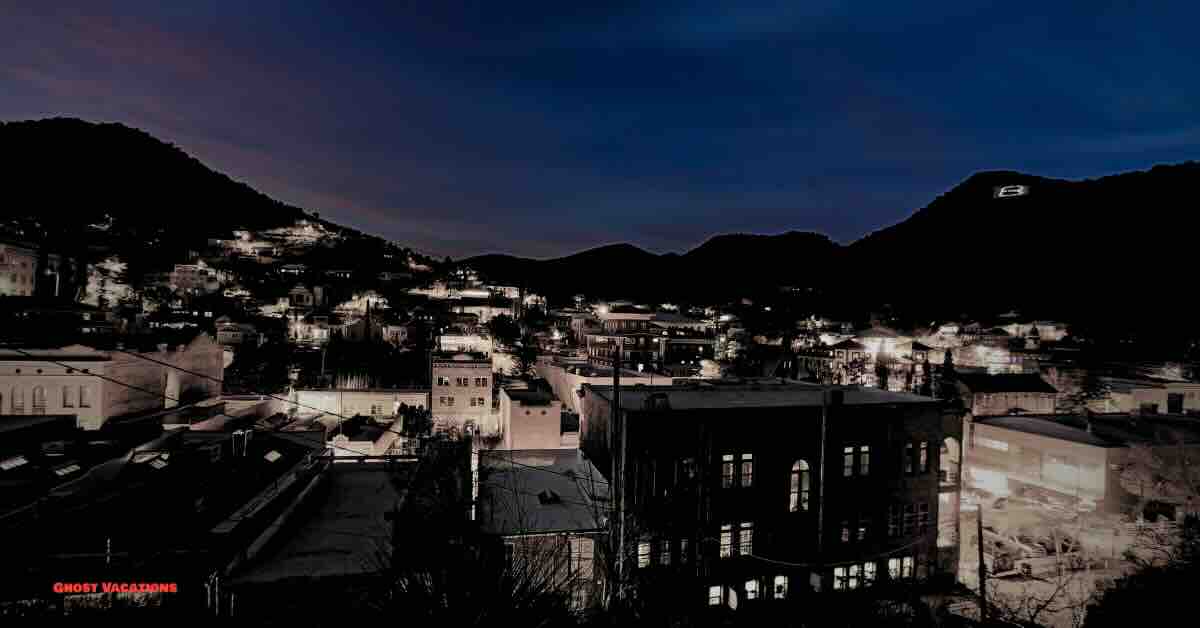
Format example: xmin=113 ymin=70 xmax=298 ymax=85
xmin=32 ymin=386 xmax=47 ymax=415
xmin=790 ymin=460 xmax=811 ymax=512
xmin=12 ymin=388 xmax=24 ymax=414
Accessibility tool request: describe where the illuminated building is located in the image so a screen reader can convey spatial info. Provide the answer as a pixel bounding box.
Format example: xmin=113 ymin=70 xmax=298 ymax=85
xmin=579 ymin=381 xmax=962 ymax=607
xmin=431 ymin=351 xmax=494 ymax=434
xmin=954 ymin=373 xmax=1058 ymax=417
xmin=963 ymin=413 xmax=1200 ymax=516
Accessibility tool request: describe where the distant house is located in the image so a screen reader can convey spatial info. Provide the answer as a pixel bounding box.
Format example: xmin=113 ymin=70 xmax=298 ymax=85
xmin=0 ymin=241 xmax=38 ymax=297
xmin=853 ymin=326 xmax=911 ymax=357
xmin=955 ymin=373 xmax=1058 ymax=417
xmin=0 ymin=334 xmax=223 ymax=430
xmin=216 ymin=321 xmax=259 ymax=346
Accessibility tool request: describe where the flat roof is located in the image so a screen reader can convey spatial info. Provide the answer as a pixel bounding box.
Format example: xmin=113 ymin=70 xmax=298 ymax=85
xmin=232 ymin=465 xmax=413 ymax=585
xmin=584 ymin=382 xmax=936 ymax=411
xmin=504 ymin=389 xmax=556 ymax=405
xmin=975 ymin=413 xmax=1200 ymax=448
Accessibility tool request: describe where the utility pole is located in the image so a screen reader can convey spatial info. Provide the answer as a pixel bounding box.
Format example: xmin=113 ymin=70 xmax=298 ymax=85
xmin=613 ymin=342 xmax=625 ymax=598
xmin=977 ymin=504 xmax=988 ymax=622
xmin=816 ymin=387 xmax=829 ymax=561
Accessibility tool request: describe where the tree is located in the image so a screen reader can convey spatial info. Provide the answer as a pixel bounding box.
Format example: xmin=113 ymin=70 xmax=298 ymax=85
xmin=487 ymin=314 xmax=520 ymax=348
xmin=1084 ymin=517 xmax=1200 ymax=628
xmin=937 ymin=350 xmax=959 ymax=402
xmin=1059 ymin=367 xmax=1112 ymax=414
xmin=875 ymin=355 xmax=892 ymax=391
xmin=845 ymin=356 xmax=869 ymax=385
xmin=919 ymin=359 xmax=933 ymax=397
xmin=509 ymin=335 xmax=539 ymax=379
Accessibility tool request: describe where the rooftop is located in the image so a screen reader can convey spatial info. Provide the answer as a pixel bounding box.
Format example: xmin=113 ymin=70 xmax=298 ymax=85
xmin=975 ymin=413 xmax=1200 ymax=448
xmin=956 ymin=373 xmax=1058 ymax=394
xmin=585 ymin=381 xmax=935 ymax=411
xmin=504 ymin=389 xmax=557 ymax=405
xmin=478 ymin=449 xmax=607 ymax=536
xmin=231 ymin=464 xmax=413 ymax=585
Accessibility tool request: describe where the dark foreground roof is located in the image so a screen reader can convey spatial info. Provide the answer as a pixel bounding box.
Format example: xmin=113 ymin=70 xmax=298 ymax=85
xmin=956 ymin=373 xmax=1058 ymax=394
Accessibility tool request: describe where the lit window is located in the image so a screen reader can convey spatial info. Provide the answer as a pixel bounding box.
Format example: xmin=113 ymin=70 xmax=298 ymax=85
xmin=708 ymin=585 xmax=722 ymax=606
xmin=858 ymin=514 xmax=869 ymax=541
xmin=745 ymin=579 xmax=758 ymax=600
xmin=638 ymin=541 xmax=651 ymax=568
xmin=657 ymin=539 xmax=671 ymax=566
xmin=905 ymin=442 xmax=915 ymax=474
xmin=864 ymin=561 xmax=877 ymax=584
xmin=721 ymin=454 xmax=734 ymax=488
xmin=740 ymin=453 xmax=754 ymax=487
xmin=843 ymin=446 xmax=854 ymax=476
xmin=679 ymin=538 xmax=690 ymax=564
xmin=773 ymin=575 xmax=788 ymax=599
xmin=790 ymin=460 xmax=810 ymax=512
xmin=841 ymin=520 xmax=851 ymax=543
xmin=720 ymin=524 xmax=732 ymax=558
xmin=902 ymin=556 xmax=914 ymax=578
xmin=859 ymin=445 xmax=870 ymax=475
xmin=848 ymin=564 xmax=860 ymax=589
xmin=888 ymin=557 xmax=902 ymax=580
xmin=919 ymin=441 xmax=929 ymax=473
xmin=834 ymin=567 xmax=847 ymax=590
xmin=740 ymin=522 xmax=753 ymax=555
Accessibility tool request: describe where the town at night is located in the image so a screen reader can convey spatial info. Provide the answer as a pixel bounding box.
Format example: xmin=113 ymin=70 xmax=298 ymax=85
xmin=3 ymin=2 xmax=1199 ymax=626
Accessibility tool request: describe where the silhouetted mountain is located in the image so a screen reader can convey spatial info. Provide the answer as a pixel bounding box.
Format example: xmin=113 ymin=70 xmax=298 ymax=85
xmin=1 ymin=118 xmax=432 ymax=285
xmin=468 ymin=162 xmax=1200 ymax=352
xmin=1 ymin=118 xmax=308 ymax=241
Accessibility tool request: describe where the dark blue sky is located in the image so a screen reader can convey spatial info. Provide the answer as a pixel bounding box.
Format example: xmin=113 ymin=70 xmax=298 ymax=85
xmin=3 ymin=2 xmax=1198 ymax=259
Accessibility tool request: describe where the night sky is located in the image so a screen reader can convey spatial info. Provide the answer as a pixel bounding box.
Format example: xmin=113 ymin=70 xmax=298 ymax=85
xmin=3 ymin=2 xmax=1198 ymax=259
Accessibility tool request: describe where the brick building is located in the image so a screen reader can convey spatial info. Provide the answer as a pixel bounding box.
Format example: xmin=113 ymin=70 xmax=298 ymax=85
xmin=578 ymin=381 xmax=962 ymax=610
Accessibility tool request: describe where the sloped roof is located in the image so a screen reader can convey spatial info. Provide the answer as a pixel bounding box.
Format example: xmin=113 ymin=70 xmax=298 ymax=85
xmin=478 ymin=449 xmax=607 ymax=536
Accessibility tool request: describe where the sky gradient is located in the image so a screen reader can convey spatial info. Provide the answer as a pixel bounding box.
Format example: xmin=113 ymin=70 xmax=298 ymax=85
xmin=3 ymin=2 xmax=1198 ymax=259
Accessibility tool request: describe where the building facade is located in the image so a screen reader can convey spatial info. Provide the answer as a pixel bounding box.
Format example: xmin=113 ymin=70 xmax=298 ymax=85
xmin=578 ymin=382 xmax=962 ymax=609
xmin=0 ymin=241 xmax=38 ymax=297
xmin=0 ymin=336 xmax=223 ymax=430
xmin=431 ymin=352 xmax=494 ymax=433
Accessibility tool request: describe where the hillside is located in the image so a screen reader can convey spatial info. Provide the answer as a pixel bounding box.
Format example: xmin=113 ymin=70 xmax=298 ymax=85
xmin=467 ymin=161 xmax=1200 ymax=344
xmin=0 ymin=118 xmax=433 ymax=284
